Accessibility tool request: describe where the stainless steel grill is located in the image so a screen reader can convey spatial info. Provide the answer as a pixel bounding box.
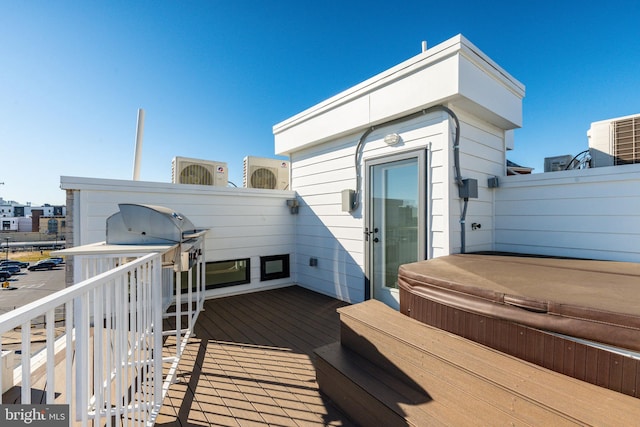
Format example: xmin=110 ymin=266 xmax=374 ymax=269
xmin=106 ymin=203 xmax=205 ymax=245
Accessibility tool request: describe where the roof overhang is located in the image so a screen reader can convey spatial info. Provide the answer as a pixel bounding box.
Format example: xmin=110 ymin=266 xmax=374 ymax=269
xmin=273 ymin=34 xmax=525 ymax=156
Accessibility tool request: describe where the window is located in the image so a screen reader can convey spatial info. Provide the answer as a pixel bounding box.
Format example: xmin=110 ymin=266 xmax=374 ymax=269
xmin=207 ymin=258 xmax=250 ymax=289
xmin=260 ymin=254 xmax=290 ymax=281
xmin=179 ymin=258 xmax=250 ymax=292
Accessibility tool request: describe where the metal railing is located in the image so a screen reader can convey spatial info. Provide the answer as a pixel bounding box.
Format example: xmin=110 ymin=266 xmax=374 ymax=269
xmin=0 ymin=246 xmax=205 ymax=426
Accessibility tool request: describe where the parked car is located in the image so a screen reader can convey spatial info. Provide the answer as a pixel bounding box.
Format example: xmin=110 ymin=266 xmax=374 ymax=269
xmin=41 ymin=257 xmax=64 ymax=265
xmin=0 ymin=271 xmax=10 ymax=280
xmin=27 ymin=261 xmax=57 ymax=271
xmin=0 ymin=259 xmax=29 ymax=268
xmin=0 ymin=265 xmax=20 ymax=275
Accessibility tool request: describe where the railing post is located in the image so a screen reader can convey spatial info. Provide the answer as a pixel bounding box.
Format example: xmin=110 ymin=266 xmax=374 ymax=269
xmin=46 ymin=310 xmax=55 ymax=402
xmin=0 ymin=250 xmax=201 ymax=427
xmin=74 ymin=292 xmax=89 ymax=424
xmin=152 ymin=255 xmax=163 ymax=412
xmin=175 ymin=265 xmax=182 ymax=358
xmin=0 ymin=336 xmax=3 ymax=394
xmin=65 ymin=300 xmax=73 ymax=412
xmin=21 ymin=322 xmax=31 ymax=404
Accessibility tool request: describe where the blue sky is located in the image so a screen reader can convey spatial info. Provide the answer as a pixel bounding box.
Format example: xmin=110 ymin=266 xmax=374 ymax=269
xmin=2 ymin=1 xmax=639 ymax=206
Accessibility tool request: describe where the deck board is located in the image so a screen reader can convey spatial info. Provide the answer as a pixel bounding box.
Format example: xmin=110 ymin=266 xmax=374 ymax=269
xmin=2 ymin=286 xmax=354 ymax=426
xmin=155 ymin=285 xmax=355 ymax=427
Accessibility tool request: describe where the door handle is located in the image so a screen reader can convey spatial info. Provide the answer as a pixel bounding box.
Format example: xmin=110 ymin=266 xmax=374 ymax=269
xmin=364 ymin=227 xmax=379 ymax=241
xmin=373 ymin=237 xmax=379 ymax=243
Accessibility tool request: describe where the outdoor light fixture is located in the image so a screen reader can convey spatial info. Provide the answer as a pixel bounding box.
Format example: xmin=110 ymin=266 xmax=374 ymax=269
xmin=384 ymin=133 xmax=402 ymax=146
xmin=286 ymin=198 xmax=299 ymax=214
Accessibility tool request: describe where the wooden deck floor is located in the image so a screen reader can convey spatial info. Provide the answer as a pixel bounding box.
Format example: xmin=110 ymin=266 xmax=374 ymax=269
xmin=155 ymin=286 xmax=356 ymax=427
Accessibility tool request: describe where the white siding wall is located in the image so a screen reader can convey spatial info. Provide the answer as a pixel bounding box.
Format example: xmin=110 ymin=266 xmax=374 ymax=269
xmin=291 ymin=113 xmax=447 ymax=303
xmin=494 ymin=164 xmax=640 ymax=262
xmin=289 ymin=108 xmax=512 ymax=303
xmin=449 ymin=111 xmax=509 ymax=254
xmin=291 ymin=132 xmax=363 ymax=303
xmin=62 ymin=177 xmax=297 ymax=297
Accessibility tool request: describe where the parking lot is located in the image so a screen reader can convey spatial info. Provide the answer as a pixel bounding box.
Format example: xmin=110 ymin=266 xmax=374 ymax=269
xmin=0 ymin=264 xmax=66 ymax=316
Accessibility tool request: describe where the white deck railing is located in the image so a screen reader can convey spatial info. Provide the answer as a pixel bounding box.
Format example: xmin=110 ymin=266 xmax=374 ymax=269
xmin=0 ymin=246 xmax=205 ymax=427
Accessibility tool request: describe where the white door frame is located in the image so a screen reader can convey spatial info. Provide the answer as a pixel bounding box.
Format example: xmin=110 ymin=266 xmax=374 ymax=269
xmin=364 ymin=148 xmax=429 ymax=309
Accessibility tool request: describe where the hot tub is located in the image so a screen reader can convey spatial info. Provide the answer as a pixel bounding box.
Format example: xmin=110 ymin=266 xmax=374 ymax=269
xmin=398 ymin=253 xmax=640 ymax=398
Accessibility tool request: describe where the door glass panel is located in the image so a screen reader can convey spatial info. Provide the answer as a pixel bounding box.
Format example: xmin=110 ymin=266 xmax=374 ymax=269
xmin=371 ymin=157 xmax=419 ymax=302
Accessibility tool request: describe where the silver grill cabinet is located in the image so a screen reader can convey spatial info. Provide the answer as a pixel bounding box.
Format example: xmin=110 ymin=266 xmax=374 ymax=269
xmin=57 ymin=203 xmax=208 ymax=310
xmin=53 ymin=203 xmax=208 ymax=420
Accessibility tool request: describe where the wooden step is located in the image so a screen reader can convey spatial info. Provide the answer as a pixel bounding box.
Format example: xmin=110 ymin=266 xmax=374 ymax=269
xmin=316 ymin=341 xmax=550 ymax=427
xmin=324 ymin=299 xmax=640 ymax=426
xmin=316 ymin=341 xmax=474 ymax=427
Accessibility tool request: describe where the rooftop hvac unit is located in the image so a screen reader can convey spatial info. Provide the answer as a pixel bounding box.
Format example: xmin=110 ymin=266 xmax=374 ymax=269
xmin=612 ymin=116 xmax=640 ymax=165
xmin=588 ymin=113 xmax=640 ymax=167
xmin=172 ymin=156 xmax=228 ymax=186
xmin=544 ymin=155 xmax=573 ymax=172
xmin=243 ymin=156 xmax=290 ymax=190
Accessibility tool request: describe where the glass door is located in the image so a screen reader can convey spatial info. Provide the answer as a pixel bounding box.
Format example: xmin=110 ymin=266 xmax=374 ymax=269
xmin=366 ymin=150 xmax=426 ymax=309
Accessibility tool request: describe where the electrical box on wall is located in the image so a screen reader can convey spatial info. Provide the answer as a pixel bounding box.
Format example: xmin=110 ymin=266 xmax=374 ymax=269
xmin=341 ymin=189 xmax=355 ymax=212
xmin=459 ymin=178 xmax=478 ymax=199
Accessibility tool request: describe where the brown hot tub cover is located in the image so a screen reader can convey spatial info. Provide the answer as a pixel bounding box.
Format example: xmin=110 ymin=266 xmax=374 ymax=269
xmin=398 ymin=254 xmax=640 ymax=352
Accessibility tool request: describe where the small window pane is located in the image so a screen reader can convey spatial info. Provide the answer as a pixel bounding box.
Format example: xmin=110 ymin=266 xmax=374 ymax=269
xmin=179 ymin=258 xmax=250 ymax=291
xmin=265 ymin=259 xmax=283 ymax=275
xmin=208 ymin=259 xmax=250 ymax=288
xmin=260 ymin=254 xmax=290 ymax=281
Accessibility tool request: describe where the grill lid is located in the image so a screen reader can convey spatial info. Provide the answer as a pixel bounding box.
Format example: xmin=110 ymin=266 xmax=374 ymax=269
xmin=106 ymin=203 xmax=200 ymax=245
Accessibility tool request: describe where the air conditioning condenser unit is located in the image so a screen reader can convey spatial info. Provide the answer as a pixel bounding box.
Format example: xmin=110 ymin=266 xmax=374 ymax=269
xmin=243 ymin=156 xmax=290 ymax=190
xmin=172 ymin=156 xmax=228 ymax=187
